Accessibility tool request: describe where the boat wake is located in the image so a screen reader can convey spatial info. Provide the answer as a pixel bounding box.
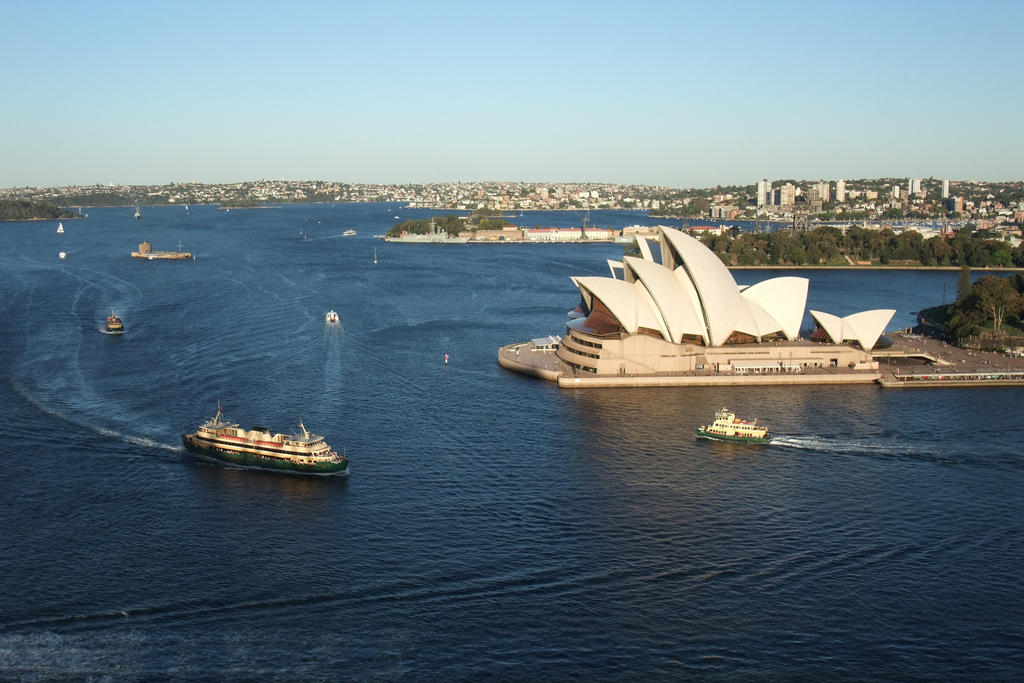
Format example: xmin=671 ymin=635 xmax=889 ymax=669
xmin=96 ymin=426 xmax=181 ymax=453
xmin=770 ymin=434 xmax=961 ymax=464
xmin=11 ymin=381 xmax=182 ymax=455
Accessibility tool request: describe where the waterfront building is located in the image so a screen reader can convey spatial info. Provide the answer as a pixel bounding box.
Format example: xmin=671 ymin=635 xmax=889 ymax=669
xmin=522 ymin=227 xmax=614 ymax=242
xmin=539 ymin=227 xmax=893 ymax=378
xmin=472 ymin=227 xmax=525 ymax=241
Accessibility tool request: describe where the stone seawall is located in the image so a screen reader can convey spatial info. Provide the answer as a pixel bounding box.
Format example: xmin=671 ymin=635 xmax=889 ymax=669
xmin=556 ymin=373 xmax=881 ymax=389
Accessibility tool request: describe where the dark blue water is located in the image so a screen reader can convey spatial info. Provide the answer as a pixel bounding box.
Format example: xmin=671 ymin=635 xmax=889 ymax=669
xmin=2 ymin=204 xmax=1022 ymax=679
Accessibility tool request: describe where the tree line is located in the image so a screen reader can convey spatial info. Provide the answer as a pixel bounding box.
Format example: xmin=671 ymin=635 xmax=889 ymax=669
xmin=0 ymin=199 xmax=79 ymax=221
xmin=697 ymin=226 xmax=1024 ymax=268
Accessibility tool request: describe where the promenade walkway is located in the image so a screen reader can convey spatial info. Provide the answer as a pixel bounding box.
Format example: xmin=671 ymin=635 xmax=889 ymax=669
xmin=499 ymin=332 xmax=1024 ymax=389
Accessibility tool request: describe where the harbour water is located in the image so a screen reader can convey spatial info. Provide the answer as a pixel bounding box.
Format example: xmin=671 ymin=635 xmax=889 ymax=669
xmin=2 ymin=204 xmax=1022 ymax=679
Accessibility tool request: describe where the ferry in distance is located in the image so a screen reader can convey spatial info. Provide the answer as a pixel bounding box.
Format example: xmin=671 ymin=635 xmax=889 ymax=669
xmin=104 ymin=310 xmax=124 ymax=334
xmin=696 ymin=408 xmax=771 ymax=444
xmin=182 ymin=404 xmax=349 ymax=475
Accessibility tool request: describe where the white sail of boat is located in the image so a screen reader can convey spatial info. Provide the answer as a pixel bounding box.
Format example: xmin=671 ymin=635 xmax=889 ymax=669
xmin=373 ymin=248 xmax=378 ymax=264
xmin=57 ymin=222 xmax=64 ymax=233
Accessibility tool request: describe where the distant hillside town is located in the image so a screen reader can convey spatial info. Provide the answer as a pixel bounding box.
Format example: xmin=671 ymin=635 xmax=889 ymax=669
xmin=2 ymin=177 xmax=1022 ymax=232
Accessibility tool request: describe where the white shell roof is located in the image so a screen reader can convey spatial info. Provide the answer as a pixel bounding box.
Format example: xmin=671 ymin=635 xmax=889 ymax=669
xmin=809 ymin=310 xmax=844 ymax=345
xmin=635 ymin=236 xmax=654 ymax=262
xmin=661 ymin=228 xmax=742 ymax=346
xmin=741 ymin=277 xmax=809 ymax=340
xmin=573 ymin=276 xmax=662 ymax=334
xmin=732 ymin=297 xmax=783 ymax=339
xmin=844 ymin=309 xmax=896 ymax=350
xmin=809 ymin=309 xmax=896 ymax=350
xmin=623 ymin=256 xmax=706 ymax=343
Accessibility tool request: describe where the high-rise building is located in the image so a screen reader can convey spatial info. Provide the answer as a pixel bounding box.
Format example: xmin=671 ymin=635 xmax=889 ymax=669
xmin=779 ymin=183 xmax=796 ymax=206
xmin=909 ymin=178 xmax=923 ymax=196
xmin=942 ymin=179 xmax=950 ymax=198
xmin=812 ymin=181 xmax=830 ymax=203
xmin=756 ymin=179 xmax=771 ymax=207
xmin=836 ymin=179 xmax=846 ymax=202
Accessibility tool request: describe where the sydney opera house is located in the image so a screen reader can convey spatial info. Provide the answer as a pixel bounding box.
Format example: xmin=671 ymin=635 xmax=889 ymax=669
xmin=499 ymin=226 xmax=897 ymax=387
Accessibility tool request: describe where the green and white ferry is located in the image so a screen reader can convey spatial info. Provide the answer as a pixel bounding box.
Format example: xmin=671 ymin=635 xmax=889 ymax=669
xmin=183 ymin=404 xmax=349 ymax=475
xmin=696 ymin=407 xmax=771 ymax=444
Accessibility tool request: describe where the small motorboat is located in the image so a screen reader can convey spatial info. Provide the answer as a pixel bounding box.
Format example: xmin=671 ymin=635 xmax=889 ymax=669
xmin=325 ymin=310 xmax=340 ymax=324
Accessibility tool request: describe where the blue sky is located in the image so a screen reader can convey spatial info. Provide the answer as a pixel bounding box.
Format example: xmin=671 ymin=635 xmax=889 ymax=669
xmin=2 ymin=0 xmax=1021 ymax=188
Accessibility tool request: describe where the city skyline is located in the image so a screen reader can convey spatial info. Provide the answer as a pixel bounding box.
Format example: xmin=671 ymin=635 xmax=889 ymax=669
xmin=3 ymin=0 xmax=1022 ymax=189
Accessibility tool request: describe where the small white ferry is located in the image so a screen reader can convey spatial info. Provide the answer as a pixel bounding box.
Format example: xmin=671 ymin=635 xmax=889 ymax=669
xmin=696 ymin=408 xmax=771 ymax=444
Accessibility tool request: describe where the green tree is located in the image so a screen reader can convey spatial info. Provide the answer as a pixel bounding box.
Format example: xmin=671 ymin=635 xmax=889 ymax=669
xmin=974 ymin=276 xmax=1022 ymax=334
xmin=956 ymin=264 xmax=972 ymax=302
xmin=805 ymin=244 xmax=822 ymax=265
xmin=992 ymin=248 xmax=1014 ymax=268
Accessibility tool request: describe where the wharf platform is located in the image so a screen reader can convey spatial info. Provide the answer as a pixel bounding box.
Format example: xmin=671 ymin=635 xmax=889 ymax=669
xmin=497 ymin=342 xmax=881 ymax=388
xmin=498 ymin=332 xmax=1024 ymax=390
xmin=876 ymin=332 xmax=1024 ymax=387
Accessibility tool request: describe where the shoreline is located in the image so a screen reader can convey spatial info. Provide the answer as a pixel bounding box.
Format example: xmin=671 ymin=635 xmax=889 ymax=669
xmin=0 ymin=215 xmax=84 ymax=222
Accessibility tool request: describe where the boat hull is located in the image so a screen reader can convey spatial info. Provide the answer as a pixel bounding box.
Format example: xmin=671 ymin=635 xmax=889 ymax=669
xmin=182 ymin=434 xmax=349 ymax=475
xmin=695 ymin=428 xmax=771 ymax=444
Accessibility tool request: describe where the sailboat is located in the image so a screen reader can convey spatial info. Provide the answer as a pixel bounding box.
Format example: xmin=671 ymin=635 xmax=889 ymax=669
xmin=134 ymin=205 xmax=141 ymax=219
xmin=57 ymin=222 xmax=64 ymax=234
xmin=373 ymin=248 xmax=378 ymax=264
